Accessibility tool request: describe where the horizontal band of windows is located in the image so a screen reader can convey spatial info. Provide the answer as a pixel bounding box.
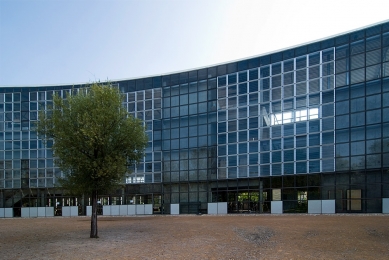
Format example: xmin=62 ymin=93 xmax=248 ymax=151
xmin=266 ymin=108 xmax=319 ymax=126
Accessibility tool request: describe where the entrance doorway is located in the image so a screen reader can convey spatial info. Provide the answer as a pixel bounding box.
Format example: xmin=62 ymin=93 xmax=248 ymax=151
xmin=224 ymin=191 xmax=269 ymax=213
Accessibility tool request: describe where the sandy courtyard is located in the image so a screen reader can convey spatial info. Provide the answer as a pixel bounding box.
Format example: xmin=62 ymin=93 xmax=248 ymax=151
xmin=0 ymin=214 xmax=388 ymax=259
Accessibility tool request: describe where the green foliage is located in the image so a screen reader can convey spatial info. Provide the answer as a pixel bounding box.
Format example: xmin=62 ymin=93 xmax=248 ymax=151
xmin=36 ymin=83 xmax=148 ymax=196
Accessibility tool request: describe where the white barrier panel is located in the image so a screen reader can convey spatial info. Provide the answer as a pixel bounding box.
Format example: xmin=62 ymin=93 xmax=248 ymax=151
xmin=383 ymin=198 xmax=389 ymax=213
xmin=103 ymin=205 xmax=111 ymax=216
xmin=128 ymin=205 xmax=136 ymax=215
xmin=119 ymin=205 xmax=128 ymax=216
xmin=21 ymin=208 xmax=30 ymax=218
xmin=308 ymin=200 xmax=322 ymax=214
xmin=218 ymin=202 xmax=227 ymax=214
xmin=86 ymin=206 xmax=92 ymax=216
xmin=30 ymin=207 xmax=38 ymax=217
xmin=136 ymin=205 xmax=145 ymax=215
xmin=62 ymin=207 xmax=70 ymax=216
xmin=37 ymin=207 xmax=46 ymax=217
xmin=0 ymin=208 xmax=4 ymax=218
xmin=322 ymin=200 xmax=335 ymax=214
xmin=62 ymin=206 xmax=78 ymax=217
xmin=271 ymin=201 xmax=283 ymax=214
xmin=100 ymin=204 xmax=153 ymax=216
xmin=5 ymin=208 xmax=13 ymax=218
xmin=71 ymin=206 xmax=78 ymax=216
xmin=207 ymin=202 xmax=228 ymax=214
xmin=208 ymin=203 xmax=218 ymax=214
xmin=46 ymin=207 xmax=54 ymax=217
xmin=21 ymin=207 xmax=52 ymax=218
xmin=144 ymin=204 xmax=153 ymax=215
xmin=382 ymin=198 xmax=389 ymax=214
xmin=111 ymin=205 xmax=120 ymax=216
xmin=171 ymin=204 xmax=179 ymax=215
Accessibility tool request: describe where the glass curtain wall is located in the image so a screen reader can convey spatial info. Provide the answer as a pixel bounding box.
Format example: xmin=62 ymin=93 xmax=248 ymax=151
xmin=217 ymin=49 xmax=335 ymax=180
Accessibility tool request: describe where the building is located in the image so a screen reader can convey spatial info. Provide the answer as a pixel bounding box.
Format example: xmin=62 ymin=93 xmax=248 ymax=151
xmin=1 ymin=21 xmax=389 ymax=217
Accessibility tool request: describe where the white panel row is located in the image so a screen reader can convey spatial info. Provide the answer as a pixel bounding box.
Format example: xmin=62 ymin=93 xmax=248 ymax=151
xmin=271 ymin=200 xmax=336 ymax=214
xmin=85 ymin=204 xmax=153 ymax=216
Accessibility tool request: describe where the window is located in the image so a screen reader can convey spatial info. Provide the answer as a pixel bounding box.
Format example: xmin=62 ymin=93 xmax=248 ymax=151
xmin=270 ymin=108 xmax=318 ymax=125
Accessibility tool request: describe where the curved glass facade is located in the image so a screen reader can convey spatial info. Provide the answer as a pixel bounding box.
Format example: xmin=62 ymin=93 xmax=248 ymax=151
xmin=1 ymin=21 xmax=389 ymax=216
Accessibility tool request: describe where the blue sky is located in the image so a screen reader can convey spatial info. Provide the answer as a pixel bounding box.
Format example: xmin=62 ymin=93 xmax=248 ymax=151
xmin=1 ymin=0 xmax=388 ymax=86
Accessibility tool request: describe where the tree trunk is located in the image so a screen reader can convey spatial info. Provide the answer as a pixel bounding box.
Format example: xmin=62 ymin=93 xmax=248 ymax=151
xmin=90 ymin=190 xmax=98 ymax=238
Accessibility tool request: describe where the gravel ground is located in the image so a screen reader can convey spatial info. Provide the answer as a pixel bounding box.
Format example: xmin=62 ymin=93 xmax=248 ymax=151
xmin=0 ymin=214 xmax=388 ymax=259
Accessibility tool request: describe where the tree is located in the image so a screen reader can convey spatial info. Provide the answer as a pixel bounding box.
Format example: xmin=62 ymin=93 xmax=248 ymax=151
xmin=36 ymin=83 xmax=148 ymax=238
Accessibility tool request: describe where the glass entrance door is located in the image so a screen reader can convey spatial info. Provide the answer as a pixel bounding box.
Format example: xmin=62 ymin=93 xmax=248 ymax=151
xmin=227 ymin=191 xmax=261 ymax=213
